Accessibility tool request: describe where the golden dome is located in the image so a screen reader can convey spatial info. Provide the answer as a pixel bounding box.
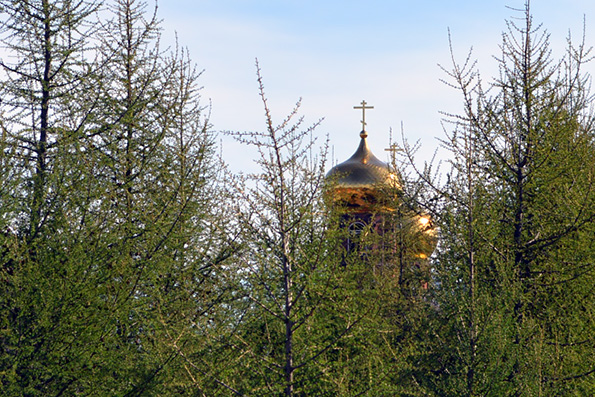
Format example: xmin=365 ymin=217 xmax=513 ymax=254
xmin=326 ymin=131 xmax=399 ymax=212
xmin=326 ymin=135 xmax=395 ymax=189
xmin=327 ymin=100 xmax=437 ymax=260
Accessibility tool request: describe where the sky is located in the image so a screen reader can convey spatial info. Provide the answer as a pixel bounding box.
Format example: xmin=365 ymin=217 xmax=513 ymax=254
xmin=157 ymin=0 xmax=595 ymax=173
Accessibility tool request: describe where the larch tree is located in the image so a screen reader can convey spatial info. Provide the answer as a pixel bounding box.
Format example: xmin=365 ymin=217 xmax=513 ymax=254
xmin=0 ymin=0 xmax=233 ymax=394
xmin=429 ymin=2 xmax=595 ymax=395
xmin=215 ymin=63 xmax=385 ymax=396
xmin=86 ymin=0 xmax=237 ymax=393
xmin=0 ymin=0 xmax=106 ymax=394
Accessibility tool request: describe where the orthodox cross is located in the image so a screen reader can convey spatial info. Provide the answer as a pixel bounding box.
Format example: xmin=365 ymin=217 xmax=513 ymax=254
xmin=384 ymin=143 xmax=403 ymax=154
xmin=353 ymin=100 xmax=374 ymax=137
xmin=385 ymin=142 xmax=403 ymax=164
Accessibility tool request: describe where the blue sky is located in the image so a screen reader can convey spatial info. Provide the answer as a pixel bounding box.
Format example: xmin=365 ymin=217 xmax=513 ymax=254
xmin=158 ymin=1 xmax=595 ymax=171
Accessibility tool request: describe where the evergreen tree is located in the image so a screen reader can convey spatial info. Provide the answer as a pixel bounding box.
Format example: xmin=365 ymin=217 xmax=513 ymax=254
xmin=0 ymin=1 xmax=106 ymax=394
xmin=216 ymin=63 xmax=384 ymax=396
xmin=430 ymin=3 xmax=595 ymax=394
xmin=0 ymin=1 xmax=231 ymax=394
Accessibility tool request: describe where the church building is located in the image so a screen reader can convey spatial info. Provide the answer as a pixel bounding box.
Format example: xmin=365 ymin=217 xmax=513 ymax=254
xmin=326 ymin=101 xmax=436 ymax=285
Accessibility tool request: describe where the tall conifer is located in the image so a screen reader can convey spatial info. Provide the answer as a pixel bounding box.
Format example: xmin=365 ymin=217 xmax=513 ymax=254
xmin=431 ymin=3 xmax=595 ymax=394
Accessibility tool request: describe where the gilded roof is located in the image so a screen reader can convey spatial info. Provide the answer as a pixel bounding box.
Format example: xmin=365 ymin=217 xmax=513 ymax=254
xmin=326 ymin=135 xmax=394 ymax=188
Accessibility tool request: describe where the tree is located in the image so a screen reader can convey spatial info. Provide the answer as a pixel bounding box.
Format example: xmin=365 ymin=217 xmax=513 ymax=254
xmin=429 ymin=3 xmax=595 ymax=395
xmin=0 ymin=1 xmax=233 ymax=394
xmin=212 ymin=63 xmax=386 ymax=396
xmin=0 ymin=1 xmax=108 ymax=394
xmin=0 ymin=0 xmax=101 ymax=240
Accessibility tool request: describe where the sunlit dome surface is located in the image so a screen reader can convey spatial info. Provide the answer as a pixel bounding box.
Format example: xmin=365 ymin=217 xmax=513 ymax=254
xmin=326 ymin=135 xmax=395 ymax=189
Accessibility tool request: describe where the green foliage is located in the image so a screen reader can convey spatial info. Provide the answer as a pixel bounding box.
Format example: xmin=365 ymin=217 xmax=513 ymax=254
xmin=216 ymin=64 xmax=348 ymax=395
xmin=428 ymin=3 xmax=595 ymax=395
xmin=2 ymin=1 xmax=593 ymax=395
xmin=0 ymin=0 xmax=232 ymax=394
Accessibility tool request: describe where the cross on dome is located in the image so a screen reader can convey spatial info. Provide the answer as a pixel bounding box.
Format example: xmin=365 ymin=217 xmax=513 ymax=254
xmin=353 ymin=100 xmax=374 ymax=138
